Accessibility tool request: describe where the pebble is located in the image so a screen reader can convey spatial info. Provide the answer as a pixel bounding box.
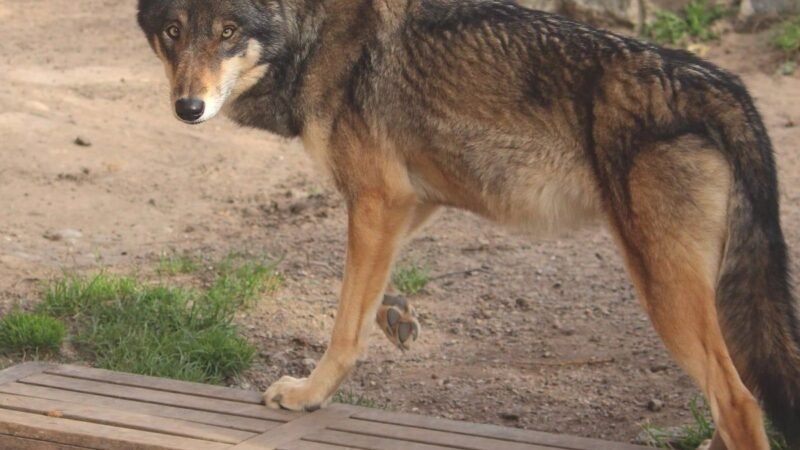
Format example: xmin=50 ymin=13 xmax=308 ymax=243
xmin=650 ymin=364 xmax=669 ymax=373
xmin=647 ymin=399 xmax=664 ymax=412
xmin=302 ymin=358 xmax=317 ymax=372
xmin=43 ymin=229 xmax=82 ymax=242
xmin=499 ymin=412 xmax=521 ymax=421
xmin=74 ymin=136 xmax=92 ymax=147
xmin=62 ymin=229 xmax=82 ymax=239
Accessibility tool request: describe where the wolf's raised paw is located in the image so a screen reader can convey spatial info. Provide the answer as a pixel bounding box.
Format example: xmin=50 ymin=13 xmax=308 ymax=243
xmin=376 ymin=295 xmax=420 ymax=351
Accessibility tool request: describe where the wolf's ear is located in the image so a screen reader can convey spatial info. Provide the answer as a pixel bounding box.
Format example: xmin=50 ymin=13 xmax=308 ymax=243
xmin=137 ymin=0 xmax=161 ymax=32
xmin=137 ymin=0 xmax=157 ymax=12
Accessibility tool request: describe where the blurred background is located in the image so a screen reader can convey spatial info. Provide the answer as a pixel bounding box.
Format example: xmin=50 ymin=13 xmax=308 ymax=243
xmin=0 ymin=1 xmax=798 ymax=447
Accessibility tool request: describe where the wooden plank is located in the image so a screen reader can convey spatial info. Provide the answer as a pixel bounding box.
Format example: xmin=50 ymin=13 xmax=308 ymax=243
xmin=0 ymin=392 xmax=255 ymax=444
xmin=0 ymin=408 xmax=230 ymax=450
xmin=46 ymin=365 xmax=263 ymax=404
xmin=0 ymin=362 xmax=54 ymax=386
xmin=232 ymin=404 xmax=355 ymax=450
xmin=0 ymin=365 xmax=651 ymax=450
xmin=19 ymin=373 xmax=297 ymax=422
xmin=330 ymin=419 xmax=556 ymax=450
xmin=0 ymin=382 xmax=277 ymax=433
xmin=278 ymin=441 xmax=353 ymax=450
xmin=0 ymin=433 xmax=93 ymax=450
xmin=305 ymin=429 xmax=460 ymax=450
xmin=349 ymin=408 xmax=648 ymax=450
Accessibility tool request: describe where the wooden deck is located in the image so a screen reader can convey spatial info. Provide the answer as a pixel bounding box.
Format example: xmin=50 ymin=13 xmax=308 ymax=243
xmin=0 ymin=363 xmax=649 ymax=450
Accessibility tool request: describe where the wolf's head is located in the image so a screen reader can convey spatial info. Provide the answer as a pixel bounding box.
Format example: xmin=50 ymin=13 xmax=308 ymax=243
xmin=137 ymin=0 xmax=286 ymax=124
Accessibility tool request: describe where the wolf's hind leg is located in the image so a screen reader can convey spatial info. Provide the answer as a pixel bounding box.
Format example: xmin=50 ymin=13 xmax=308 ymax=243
xmin=610 ymin=137 xmax=768 ymax=450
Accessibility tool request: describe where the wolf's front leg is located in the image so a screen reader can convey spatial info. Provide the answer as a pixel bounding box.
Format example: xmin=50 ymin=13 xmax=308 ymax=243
xmin=264 ymin=193 xmax=416 ymax=411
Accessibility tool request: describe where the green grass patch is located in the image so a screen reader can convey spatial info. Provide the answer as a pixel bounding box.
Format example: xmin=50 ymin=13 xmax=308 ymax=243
xmin=37 ymin=255 xmax=281 ymax=384
xmin=40 ymin=274 xmax=138 ymax=318
xmin=158 ymin=252 xmax=199 ymax=275
xmin=208 ymin=253 xmax=283 ymax=311
xmin=646 ymin=11 xmax=690 ymax=46
xmin=642 ymin=398 xmax=788 ymax=449
xmin=0 ymin=311 xmax=65 ymax=356
xmin=773 ymin=17 xmax=800 ymax=57
xmin=644 ymin=0 xmax=726 ymax=45
xmin=40 ymin=274 xmax=253 ymax=383
xmin=392 ymin=263 xmax=431 ymax=296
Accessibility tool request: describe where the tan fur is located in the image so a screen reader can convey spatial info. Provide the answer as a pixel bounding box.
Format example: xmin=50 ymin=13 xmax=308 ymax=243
xmin=614 ymin=138 xmax=768 ymax=449
xmin=301 ymin=120 xmax=336 ymax=184
xmin=225 ymin=41 xmax=268 ymax=99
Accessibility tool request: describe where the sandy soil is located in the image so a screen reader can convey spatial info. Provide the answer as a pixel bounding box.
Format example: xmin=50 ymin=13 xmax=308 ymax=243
xmin=1 ymin=0 xmax=799 ymax=444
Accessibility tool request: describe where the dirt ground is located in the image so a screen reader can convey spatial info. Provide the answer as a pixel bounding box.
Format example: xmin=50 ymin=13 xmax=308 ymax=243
xmin=1 ymin=0 xmax=799 ymax=444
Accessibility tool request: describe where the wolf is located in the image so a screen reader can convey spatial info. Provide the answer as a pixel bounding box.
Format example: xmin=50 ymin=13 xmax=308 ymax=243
xmin=137 ymin=1 xmax=800 ymax=448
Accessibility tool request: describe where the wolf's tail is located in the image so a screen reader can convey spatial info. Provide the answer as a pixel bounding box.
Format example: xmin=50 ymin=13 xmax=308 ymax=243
xmin=694 ymin=65 xmax=800 ymax=446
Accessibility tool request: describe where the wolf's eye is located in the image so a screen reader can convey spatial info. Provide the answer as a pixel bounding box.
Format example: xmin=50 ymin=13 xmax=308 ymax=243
xmin=166 ymin=25 xmax=180 ymax=40
xmin=221 ymin=26 xmax=236 ymax=40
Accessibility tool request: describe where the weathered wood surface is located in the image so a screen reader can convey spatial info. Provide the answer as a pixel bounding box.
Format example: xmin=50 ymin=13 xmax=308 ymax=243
xmin=0 ymin=362 xmax=650 ymax=449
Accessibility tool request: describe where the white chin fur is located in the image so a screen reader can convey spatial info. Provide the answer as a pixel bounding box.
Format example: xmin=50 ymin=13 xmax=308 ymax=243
xmin=197 ymin=94 xmax=226 ymax=122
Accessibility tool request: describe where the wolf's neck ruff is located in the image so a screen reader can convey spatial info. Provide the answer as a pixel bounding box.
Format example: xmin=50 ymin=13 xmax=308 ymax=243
xmin=225 ymin=0 xmax=330 ymax=136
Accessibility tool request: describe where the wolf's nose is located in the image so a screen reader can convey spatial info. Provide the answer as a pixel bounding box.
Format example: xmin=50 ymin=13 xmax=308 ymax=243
xmin=175 ymin=98 xmax=205 ymax=122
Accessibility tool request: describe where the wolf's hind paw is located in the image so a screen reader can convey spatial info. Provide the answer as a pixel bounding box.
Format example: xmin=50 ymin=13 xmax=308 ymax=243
xmin=376 ymin=295 xmax=420 ymax=351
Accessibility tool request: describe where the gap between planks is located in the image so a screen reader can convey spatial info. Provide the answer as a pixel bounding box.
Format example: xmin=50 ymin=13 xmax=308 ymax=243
xmin=0 ymin=392 xmax=255 ymax=444
xmin=44 ymin=365 xmax=265 ymax=404
xmin=0 ymin=382 xmax=278 ymax=433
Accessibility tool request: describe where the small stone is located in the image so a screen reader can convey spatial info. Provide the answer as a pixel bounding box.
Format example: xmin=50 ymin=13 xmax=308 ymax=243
xmin=499 ymin=412 xmax=520 ymax=421
xmin=43 ymin=231 xmax=62 ymax=242
xmin=302 ymin=358 xmax=317 ymax=372
xmin=289 ymin=201 xmax=308 ymax=215
xmin=647 ymin=399 xmax=664 ymax=412
xmin=74 ymin=136 xmax=92 ymax=147
xmin=515 ymin=298 xmax=530 ymax=310
xmin=60 ymin=229 xmax=82 ymax=240
xmin=43 ymin=229 xmax=82 ymax=242
xmin=650 ymin=364 xmax=669 ymax=373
